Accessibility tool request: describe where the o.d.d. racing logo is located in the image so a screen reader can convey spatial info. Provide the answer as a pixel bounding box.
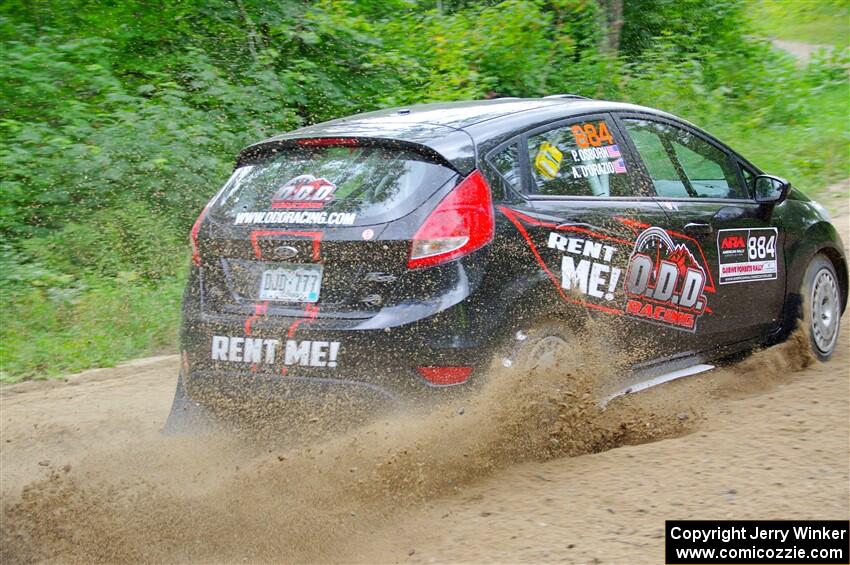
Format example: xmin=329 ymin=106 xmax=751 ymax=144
xmin=272 ymin=175 xmax=338 ymax=209
xmin=624 ymin=227 xmax=708 ymax=332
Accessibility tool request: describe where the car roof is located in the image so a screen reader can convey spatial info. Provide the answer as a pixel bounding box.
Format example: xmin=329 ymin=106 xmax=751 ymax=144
xmin=304 ymin=98 xmax=580 ymax=129
xmin=242 ymin=98 xmax=685 ymax=174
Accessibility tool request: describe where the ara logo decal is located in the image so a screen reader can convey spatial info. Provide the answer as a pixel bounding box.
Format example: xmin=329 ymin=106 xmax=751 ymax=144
xmin=272 ymin=175 xmax=338 ymax=209
xmin=624 ymin=227 xmax=708 ymax=332
xmin=720 ymin=235 xmax=746 ymax=250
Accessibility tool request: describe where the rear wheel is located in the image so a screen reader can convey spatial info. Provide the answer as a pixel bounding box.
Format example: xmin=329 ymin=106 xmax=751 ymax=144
xmin=802 ymin=254 xmax=842 ymax=362
xmin=502 ymin=321 xmax=575 ymax=373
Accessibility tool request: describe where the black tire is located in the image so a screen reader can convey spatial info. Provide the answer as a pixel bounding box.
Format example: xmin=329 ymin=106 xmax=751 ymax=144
xmin=161 ymin=371 xmax=218 ymax=435
xmin=801 ymin=254 xmax=842 ymax=362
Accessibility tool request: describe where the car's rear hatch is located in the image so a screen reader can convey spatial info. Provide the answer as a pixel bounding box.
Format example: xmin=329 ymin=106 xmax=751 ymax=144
xmin=196 ymin=137 xmax=463 ymax=319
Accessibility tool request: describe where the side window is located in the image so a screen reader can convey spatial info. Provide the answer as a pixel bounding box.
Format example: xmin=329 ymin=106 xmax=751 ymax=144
xmin=622 ymin=119 xmax=746 ymax=199
xmin=624 ymin=126 xmax=688 ymax=197
xmin=740 ymin=165 xmax=755 ymax=196
xmin=489 ymin=143 xmax=521 ymax=190
xmin=526 ymin=118 xmax=633 ymax=197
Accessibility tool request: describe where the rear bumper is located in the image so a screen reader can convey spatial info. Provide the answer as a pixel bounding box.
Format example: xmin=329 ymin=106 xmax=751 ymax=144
xmin=185 ymin=370 xmax=405 ymax=408
xmin=179 ymin=253 xmax=525 ymax=404
xmin=181 ymin=309 xmax=497 ymax=404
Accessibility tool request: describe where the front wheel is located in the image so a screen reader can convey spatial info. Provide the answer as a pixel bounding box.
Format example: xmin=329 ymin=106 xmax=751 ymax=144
xmin=802 ymin=254 xmax=842 ymax=362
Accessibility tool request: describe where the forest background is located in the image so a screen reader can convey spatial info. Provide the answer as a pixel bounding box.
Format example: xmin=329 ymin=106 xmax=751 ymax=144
xmin=1 ymin=0 xmax=847 ymax=379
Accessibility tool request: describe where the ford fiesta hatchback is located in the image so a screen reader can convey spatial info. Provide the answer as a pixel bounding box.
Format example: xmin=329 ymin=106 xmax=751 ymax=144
xmin=166 ymin=96 xmax=847 ymax=429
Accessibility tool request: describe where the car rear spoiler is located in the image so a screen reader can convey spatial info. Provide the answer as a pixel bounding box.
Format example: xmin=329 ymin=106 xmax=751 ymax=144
xmin=238 ymin=125 xmax=477 ymax=175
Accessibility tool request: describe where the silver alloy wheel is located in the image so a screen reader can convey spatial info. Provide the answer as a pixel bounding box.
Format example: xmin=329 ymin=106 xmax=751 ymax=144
xmin=810 ymin=267 xmax=841 ymax=355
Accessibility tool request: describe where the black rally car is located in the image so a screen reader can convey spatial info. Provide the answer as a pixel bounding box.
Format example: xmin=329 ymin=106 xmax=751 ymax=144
xmin=167 ymin=96 xmax=846 ymax=426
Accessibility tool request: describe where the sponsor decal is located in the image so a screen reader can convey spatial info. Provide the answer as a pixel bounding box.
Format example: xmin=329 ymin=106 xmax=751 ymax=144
xmin=361 ymin=228 xmax=375 ymax=241
xmin=534 ymin=141 xmax=563 ymax=179
xmin=272 ymin=174 xmax=338 ymax=209
xmin=234 ymin=210 xmax=357 ymax=226
xmin=499 ymin=207 xmax=715 ymax=332
xmin=717 ymin=227 xmax=779 ymax=284
xmin=547 ymin=232 xmax=621 ymax=301
xmin=623 ymin=227 xmax=708 ymax=331
xmin=211 ymin=335 xmax=340 ymax=368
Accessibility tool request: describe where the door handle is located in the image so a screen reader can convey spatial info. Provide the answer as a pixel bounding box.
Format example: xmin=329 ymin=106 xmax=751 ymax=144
xmin=684 ymin=222 xmax=713 ymax=237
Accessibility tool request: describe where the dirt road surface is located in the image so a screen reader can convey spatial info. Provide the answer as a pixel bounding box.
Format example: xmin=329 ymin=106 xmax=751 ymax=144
xmin=772 ymin=39 xmax=834 ymax=66
xmin=2 ymin=192 xmax=848 ymax=563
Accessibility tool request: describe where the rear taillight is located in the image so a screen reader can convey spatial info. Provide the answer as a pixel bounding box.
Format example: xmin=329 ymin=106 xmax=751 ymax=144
xmin=190 ymin=206 xmax=209 ymax=267
xmin=407 ymin=170 xmax=494 ymax=270
xmin=416 ymin=366 xmax=473 ymax=386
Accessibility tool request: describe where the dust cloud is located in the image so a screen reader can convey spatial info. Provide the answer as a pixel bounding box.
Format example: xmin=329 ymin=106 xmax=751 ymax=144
xmin=1 ymin=325 xmax=819 ymax=564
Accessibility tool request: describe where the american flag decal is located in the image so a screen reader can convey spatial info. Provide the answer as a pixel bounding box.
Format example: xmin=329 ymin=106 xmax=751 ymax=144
xmin=605 ymin=144 xmax=621 ymax=158
xmin=613 ymin=158 xmax=627 ymax=174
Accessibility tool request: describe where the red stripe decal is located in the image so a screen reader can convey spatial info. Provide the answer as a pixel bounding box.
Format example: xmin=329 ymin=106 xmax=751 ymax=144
xmin=502 ymin=207 xmax=633 ymax=247
xmin=499 ymin=207 xmax=624 ymax=316
xmin=287 ymin=303 xmax=320 ymax=337
xmin=243 ymin=230 xmax=324 ymax=345
xmin=244 ymin=300 xmax=269 ymax=336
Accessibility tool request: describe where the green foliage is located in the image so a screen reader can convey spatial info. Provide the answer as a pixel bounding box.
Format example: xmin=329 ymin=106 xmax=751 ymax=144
xmin=620 ymin=0 xmax=748 ymax=58
xmin=0 ymin=275 xmax=184 ymax=381
xmin=23 ymin=201 xmax=186 ymax=283
xmin=0 ymin=0 xmax=847 ymax=379
xmin=749 ymin=0 xmax=850 ymax=48
xmin=379 ymin=0 xmax=609 ymax=100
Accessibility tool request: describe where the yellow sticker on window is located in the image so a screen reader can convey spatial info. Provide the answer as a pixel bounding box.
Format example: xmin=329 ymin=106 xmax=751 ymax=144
xmin=534 ymin=142 xmax=563 ymax=180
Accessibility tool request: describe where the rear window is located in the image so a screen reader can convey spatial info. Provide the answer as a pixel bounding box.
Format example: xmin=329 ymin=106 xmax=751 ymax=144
xmin=210 ymin=145 xmax=457 ymax=227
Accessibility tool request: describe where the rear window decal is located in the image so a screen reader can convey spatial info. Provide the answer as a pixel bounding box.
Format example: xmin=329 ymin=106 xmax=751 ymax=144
xmin=213 ymin=147 xmax=457 ymax=226
xmin=234 ymin=210 xmax=357 ymax=226
xmin=570 ymin=144 xmax=620 ymax=162
xmin=271 ymin=174 xmax=338 ymax=209
xmin=568 ymin=142 xmax=627 ymax=178
xmin=717 ymin=228 xmax=779 ymax=284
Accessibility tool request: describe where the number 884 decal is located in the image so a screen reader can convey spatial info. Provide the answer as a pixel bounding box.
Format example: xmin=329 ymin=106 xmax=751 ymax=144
xmin=717 ymin=228 xmax=779 ymax=284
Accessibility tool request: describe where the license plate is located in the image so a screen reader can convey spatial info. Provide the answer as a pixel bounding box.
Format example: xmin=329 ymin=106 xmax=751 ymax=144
xmin=259 ymin=264 xmax=323 ymax=302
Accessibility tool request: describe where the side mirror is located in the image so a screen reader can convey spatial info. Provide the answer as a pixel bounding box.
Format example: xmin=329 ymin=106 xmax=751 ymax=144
xmin=754 ymin=174 xmax=790 ymax=205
